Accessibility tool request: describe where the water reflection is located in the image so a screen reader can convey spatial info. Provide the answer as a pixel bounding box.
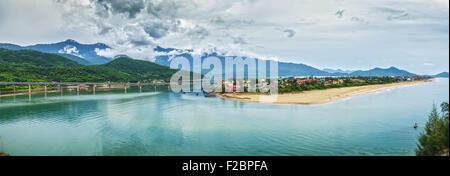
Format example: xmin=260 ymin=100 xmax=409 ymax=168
xmin=0 ymin=79 xmax=448 ymax=156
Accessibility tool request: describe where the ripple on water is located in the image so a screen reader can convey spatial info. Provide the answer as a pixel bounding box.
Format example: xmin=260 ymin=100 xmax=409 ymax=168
xmin=0 ymin=79 xmax=448 ymax=156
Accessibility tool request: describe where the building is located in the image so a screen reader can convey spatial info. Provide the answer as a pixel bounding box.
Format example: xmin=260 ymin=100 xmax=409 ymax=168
xmin=351 ymin=79 xmax=365 ymax=83
xmin=332 ymin=80 xmax=344 ymax=84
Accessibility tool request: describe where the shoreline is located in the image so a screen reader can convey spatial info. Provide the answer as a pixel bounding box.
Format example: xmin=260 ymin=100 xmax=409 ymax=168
xmin=0 ymin=150 xmax=9 ymax=156
xmin=216 ymin=79 xmax=435 ymax=105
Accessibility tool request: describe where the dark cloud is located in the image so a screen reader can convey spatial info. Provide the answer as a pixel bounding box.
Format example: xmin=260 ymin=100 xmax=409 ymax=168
xmin=130 ymin=39 xmax=152 ymax=46
xmin=0 ymin=0 xmax=445 ymax=75
xmin=283 ymin=29 xmax=296 ymax=38
xmin=93 ymin=0 xmax=145 ymax=18
xmin=123 ymin=25 xmax=153 ymax=46
xmin=144 ymin=24 xmax=169 ymax=39
xmin=373 ymin=7 xmax=411 ymax=21
xmin=146 ymin=0 xmax=182 ymax=19
xmin=89 ymin=0 xmax=187 ymax=41
xmin=142 ymin=19 xmax=182 ymax=40
xmin=211 ymin=16 xmax=226 ymax=24
xmin=97 ymin=23 xmax=113 ymax=35
xmin=388 ymin=13 xmax=410 ymax=21
xmin=187 ymin=26 xmax=210 ymax=40
xmin=232 ymin=37 xmax=248 ymax=44
xmin=374 ymin=7 xmax=406 ymax=15
xmin=335 ymin=9 xmax=345 ymax=19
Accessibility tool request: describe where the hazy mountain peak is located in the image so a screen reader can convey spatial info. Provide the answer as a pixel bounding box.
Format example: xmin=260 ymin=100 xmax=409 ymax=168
xmin=0 ymin=40 xmax=112 ymax=65
xmin=63 ymin=39 xmax=78 ymax=44
xmin=433 ymin=72 xmax=449 ymax=78
xmin=388 ymin=66 xmax=399 ymax=70
xmin=323 ymin=68 xmax=354 ymax=74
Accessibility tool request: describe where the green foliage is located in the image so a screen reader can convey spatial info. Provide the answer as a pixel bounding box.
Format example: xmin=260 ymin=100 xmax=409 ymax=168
xmin=277 ymin=76 xmax=428 ymax=94
xmin=416 ymin=102 xmax=450 ymax=156
xmin=0 ymin=48 xmax=81 ymax=67
xmin=104 ymin=57 xmax=178 ymax=82
xmin=0 ymin=49 xmax=179 ymax=83
xmin=57 ymin=53 xmax=92 ymax=65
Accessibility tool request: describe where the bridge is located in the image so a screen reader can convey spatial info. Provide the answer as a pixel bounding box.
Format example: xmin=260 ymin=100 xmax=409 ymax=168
xmin=0 ymin=82 xmax=170 ymax=86
xmin=0 ymin=80 xmax=209 ymax=97
xmin=0 ymin=81 xmax=173 ymax=97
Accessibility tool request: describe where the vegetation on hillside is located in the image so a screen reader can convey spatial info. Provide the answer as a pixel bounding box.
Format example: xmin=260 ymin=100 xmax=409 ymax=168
xmin=277 ymin=76 xmax=430 ymax=93
xmin=0 ymin=48 xmax=80 ymax=67
xmin=0 ymin=49 xmax=178 ymax=84
xmin=103 ymin=57 xmax=179 ymax=81
xmin=416 ymin=102 xmax=449 ymax=156
xmin=57 ymin=53 xmax=93 ymax=65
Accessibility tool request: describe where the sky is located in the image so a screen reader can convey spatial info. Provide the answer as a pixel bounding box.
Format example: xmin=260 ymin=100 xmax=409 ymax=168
xmin=0 ymin=0 xmax=448 ymax=75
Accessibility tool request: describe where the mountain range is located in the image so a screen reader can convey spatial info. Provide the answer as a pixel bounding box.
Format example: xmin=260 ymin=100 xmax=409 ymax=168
xmin=322 ymin=68 xmax=355 ymax=74
xmin=0 ymin=48 xmax=178 ymax=82
xmin=430 ymin=72 xmax=449 ymax=78
xmin=0 ymin=39 xmax=111 ymax=65
xmin=1 ymin=39 xmax=448 ymax=78
xmin=153 ymin=47 xmax=419 ymax=77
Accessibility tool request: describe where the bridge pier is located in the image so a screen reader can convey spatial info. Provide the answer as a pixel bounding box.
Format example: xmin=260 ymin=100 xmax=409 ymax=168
xmin=28 ymin=84 xmax=31 ymax=101
xmin=0 ymin=82 xmax=174 ymax=98
xmin=44 ymin=85 xmax=47 ymax=97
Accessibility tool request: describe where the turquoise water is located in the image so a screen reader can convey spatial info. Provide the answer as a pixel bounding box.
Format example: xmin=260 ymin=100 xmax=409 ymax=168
xmin=0 ymin=79 xmax=448 ymax=156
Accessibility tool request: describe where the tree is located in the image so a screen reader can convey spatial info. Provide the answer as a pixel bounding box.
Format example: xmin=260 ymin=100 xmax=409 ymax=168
xmin=440 ymin=102 xmax=449 ymax=150
xmin=416 ymin=102 xmax=450 ymax=156
xmin=442 ymin=102 xmax=449 ymax=118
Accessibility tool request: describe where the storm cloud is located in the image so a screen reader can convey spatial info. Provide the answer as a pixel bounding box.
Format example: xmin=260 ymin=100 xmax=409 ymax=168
xmin=93 ymin=0 xmax=146 ymax=18
xmin=0 ymin=0 xmax=448 ymax=74
xmin=283 ymin=29 xmax=296 ymax=38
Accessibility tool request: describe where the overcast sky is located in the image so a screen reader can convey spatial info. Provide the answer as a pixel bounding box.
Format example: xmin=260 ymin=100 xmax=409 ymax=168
xmin=0 ymin=0 xmax=448 ymax=74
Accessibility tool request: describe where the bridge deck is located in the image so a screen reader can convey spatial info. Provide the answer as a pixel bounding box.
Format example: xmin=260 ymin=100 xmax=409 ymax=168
xmin=0 ymin=82 xmax=169 ymax=86
xmin=0 ymin=80 xmax=208 ymax=86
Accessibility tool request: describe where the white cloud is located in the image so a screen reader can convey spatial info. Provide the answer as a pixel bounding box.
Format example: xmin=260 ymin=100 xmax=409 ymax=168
xmin=424 ymin=63 xmax=434 ymax=66
xmin=0 ymin=0 xmax=448 ymax=74
xmin=58 ymin=45 xmax=84 ymax=58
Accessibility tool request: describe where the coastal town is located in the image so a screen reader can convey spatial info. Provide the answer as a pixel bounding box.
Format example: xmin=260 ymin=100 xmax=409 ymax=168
xmin=276 ymin=76 xmax=431 ymax=93
xmin=214 ymin=76 xmax=435 ymax=105
xmin=214 ymin=76 xmax=432 ymax=94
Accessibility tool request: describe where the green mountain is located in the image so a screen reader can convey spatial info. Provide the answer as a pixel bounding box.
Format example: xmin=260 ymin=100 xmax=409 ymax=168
xmin=57 ymin=53 xmax=93 ymax=65
xmin=0 ymin=48 xmax=81 ymax=67
xmin=0 ymin=49 xmax=178 ymax=82
xmin=0 ymin=40 xmax=112 ymax=64
xmin=104 ymin=57 xmax=178 ymax=81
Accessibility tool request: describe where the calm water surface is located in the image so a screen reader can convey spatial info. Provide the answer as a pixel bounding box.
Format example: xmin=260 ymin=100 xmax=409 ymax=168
xmin=0 ymin=79 xmax=448 ymax=156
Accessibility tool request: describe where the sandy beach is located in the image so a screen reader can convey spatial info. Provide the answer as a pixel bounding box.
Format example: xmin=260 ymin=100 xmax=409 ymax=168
xmin=216 ymin=79 xmax=435 ymax=105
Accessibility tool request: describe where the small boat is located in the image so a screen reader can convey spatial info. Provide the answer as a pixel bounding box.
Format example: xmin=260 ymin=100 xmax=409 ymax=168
xmin=414 ymin=123 xmax=419 ymax=129
xmin=204 ymin=91 xmax=216 ymax=98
